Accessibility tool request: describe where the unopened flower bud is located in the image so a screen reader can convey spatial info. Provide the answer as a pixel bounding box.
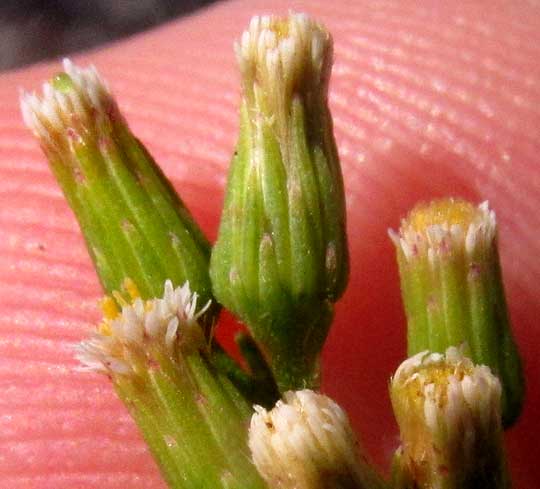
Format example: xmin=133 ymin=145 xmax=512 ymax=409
xmin=21 ymin=60 xmax=216 ymax=327
xmin=211 ymin=14 xmax=348 ymax=391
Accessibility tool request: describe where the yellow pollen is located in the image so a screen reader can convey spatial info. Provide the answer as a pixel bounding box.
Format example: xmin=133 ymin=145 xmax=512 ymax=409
xmin=272 ymin=20 xmax=290 ymax=40
xmin=122 ymin=277 xmax=140 ymax=300
xmin=98 ymin=320 xmax=112 ymax=336
xmin=98 ymin=278 xmax=141 ymax=332
xmin=112 ymin=290 xmax=129 ymax=308
xmin=406 ymin=198 xmax=477 ymax=234
xmin=101 ymin=296 xmax=120 ymax=320
xmin=402 ymin=361 xmax=473 ymax=411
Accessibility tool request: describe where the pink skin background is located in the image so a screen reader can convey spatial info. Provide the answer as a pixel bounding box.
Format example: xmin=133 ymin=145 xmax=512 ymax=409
xmin=1 ymin=0 xmax=539 ymax=487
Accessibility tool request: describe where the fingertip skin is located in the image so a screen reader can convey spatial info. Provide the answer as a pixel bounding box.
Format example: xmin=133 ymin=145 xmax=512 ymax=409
xmin=1 ymin=1 xmax=540 ymax=488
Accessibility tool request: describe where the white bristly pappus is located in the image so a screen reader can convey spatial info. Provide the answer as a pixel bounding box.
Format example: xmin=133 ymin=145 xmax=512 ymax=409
xmin=388 ymin=201 xmax=497 ymax=264
xmin=391 ymin=346 xmax=502 ymax=469
xmin=20 ymin=59 xmax=115 ymax=152
xmin=76 ymin=280 xmax=210 ymax=376
xmin=235 ymin=13 xmax=332 ymax=137
xmin=249 ymin=389 xmax=376 ymax=489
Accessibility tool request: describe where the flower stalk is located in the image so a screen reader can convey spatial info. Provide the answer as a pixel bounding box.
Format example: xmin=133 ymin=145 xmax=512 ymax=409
xmin=389 ymin=198 xmax=523 ymax=426
xmin=210 ymin=14 xmax=349 ymax=392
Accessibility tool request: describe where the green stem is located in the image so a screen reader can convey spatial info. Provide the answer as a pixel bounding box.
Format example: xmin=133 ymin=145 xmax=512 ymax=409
xmin=115 ymin=352 xmax=267 ymax=489
xmin=235 ymin=332 xmax=279 ymax=407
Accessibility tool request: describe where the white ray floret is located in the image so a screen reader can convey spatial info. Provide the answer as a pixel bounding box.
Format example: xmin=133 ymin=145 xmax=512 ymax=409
xmin=389 ymin=199 xmax=497 ymax=263
xmin=20 ymin=59 xmax=116 ymax=152
xmin=76 ymin=280 xmax=210 ymax=376
xmin=249 ymin=389 xmax=379 ymax=489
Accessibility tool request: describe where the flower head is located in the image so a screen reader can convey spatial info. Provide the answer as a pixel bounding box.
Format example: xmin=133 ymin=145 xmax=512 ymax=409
xmin=389 ymin=198 xmax=523 ymax=426
xmin=389 ymin=199 xmax=496 ymax=264
xmin=21 ymin=60 xmax=216 ymax=311
xmin=390 ymin=347 xmax=508 ymax=489
xmin=236 ymin=13 xmax=332 ymax=139
xmin=249 ymin=389 xmax=383 ymax=489
xmin=211 ymin=13 xmax=348 ymax=391
xmin=21 ymin=59 xmax=120 ymax=157
xmin=76 ymin=280 xmax=210 ymax=376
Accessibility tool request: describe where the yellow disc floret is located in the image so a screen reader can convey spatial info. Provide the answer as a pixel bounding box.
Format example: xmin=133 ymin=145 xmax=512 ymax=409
xmin=390 ymin=347 xmax=504 ymax=489
xmin=407 ymin=198 xmax=477 ymax=234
